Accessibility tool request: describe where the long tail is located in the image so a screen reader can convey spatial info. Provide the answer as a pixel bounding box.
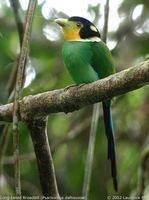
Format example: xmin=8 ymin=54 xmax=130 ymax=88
xmin=102 ymin=101 xmax=118 ymax=192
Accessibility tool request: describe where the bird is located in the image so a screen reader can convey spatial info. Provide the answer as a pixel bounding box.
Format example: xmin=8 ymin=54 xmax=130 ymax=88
xmin=55 ymin=16 xmax=117 ymax=191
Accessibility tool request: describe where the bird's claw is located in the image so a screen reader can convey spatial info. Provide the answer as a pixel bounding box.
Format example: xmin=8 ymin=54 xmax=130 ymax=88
xmin=64 ymin=83 xmax=86 ymax=92
xmin=64 ymin=84 xmax=76 ymax=91
xmin=77 ymin=83 xmax=86 ymax=88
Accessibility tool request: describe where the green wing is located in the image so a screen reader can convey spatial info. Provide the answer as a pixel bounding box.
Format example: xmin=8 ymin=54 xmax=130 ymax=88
xmin=62 ymin=41 xmax=99 ymax=85
xmin=62 ymin=41 xmax=115 ymax=85
xmin=91 ymin=41 xmax=115 ymax=79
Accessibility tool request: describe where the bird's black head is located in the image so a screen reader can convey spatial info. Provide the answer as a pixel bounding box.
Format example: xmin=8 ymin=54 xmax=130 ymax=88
xmin=55 ymin=16 xmax=101 ymax=41
xmin=68 ymin=16 xmax=101 ymax=39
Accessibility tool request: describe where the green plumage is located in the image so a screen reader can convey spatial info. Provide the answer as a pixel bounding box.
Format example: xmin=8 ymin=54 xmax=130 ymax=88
xmin=62 ymin=40 xmax=118 ymax=191
xmin=62 ymin=41 xmax=114 ymax=84
xmin=55 ymin=15 xmax=117 ymax=191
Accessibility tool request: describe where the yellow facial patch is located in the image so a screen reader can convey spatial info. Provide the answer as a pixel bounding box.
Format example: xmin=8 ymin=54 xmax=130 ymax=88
xmin=90 ymin=25 xmax=98 ymax=32
xmin=62 ymin=21 xmax=82 ymax=40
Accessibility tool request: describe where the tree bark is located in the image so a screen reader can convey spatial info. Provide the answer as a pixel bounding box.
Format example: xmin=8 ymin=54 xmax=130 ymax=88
xmin=0 ymin=60 xmax=149 ymax=123
xmin=26 ymin=117 xmax=60 ymax=198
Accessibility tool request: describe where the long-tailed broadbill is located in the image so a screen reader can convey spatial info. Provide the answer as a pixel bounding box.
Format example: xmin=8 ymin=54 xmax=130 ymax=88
xmin=55 ymin=16 xmax=117 ymax=191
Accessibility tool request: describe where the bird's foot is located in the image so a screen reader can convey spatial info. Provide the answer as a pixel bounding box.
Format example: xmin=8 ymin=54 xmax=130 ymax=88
xmin=77 ymin=83 xmax=86 ymax=88
xmin=64 ymin=84 xmax=76 ymax=91
xmin=64 ymin=83 xmax=86 ymax=92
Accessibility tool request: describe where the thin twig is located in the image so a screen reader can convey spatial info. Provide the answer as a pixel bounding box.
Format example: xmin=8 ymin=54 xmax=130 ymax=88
xmin=3 ymin=153 xmax=35 ymax=165
xmin=82 ymin=104 xmax=100 ymax=199
xmin=102 ymin=0 xmax=109 ymax=43
xmin=136 ymin=147 xmax=149 ymax=198
xmin=5 ymin=173 xmax=41 ymax=195
xmin=0 ymin=0 xmax=25 ymax=172
xmin=0 ymin=125 xmax=10 ymax=171
xmin=82 ymin=1 xmax=110 ymax=198
xmin=12 ymin=0 xmax=37 ymax=196
xmin=8 ymin=0 xmax=24 ymax=95
xmin=51 ymin=117 xmax=91 ymax=153
xmin=9 ymin=0 xmax=24 ymax=45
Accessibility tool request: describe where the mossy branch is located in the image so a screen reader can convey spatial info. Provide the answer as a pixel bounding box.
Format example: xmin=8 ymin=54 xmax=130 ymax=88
xmin=0 ymin=60 xmax=149 ymax=123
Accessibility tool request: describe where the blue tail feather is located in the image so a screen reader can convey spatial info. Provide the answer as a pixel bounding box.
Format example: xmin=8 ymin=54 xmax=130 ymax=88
xmin=102 ymin=101 xmax=118 ymax=192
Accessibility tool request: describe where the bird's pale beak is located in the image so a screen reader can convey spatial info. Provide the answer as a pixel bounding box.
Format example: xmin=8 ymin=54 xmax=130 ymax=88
xmin=54 ymin=18 xmax=68 ymax=27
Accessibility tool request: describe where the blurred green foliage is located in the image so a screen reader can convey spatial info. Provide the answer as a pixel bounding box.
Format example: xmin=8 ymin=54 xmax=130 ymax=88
xmin=0 ymin=0 xmax=149 ymax=199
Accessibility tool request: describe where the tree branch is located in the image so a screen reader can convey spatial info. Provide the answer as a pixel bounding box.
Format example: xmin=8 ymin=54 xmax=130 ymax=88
xmin=0 ymin=60 xmax=149 ymax=123
xmin=12 ymin=0 xmax=37 ymax=196
xmin=26 ymin=117 xmax=60 ymax=198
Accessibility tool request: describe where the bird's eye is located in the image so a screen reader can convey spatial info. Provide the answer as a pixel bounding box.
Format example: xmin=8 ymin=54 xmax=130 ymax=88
xmin=76 ymin=21 xmax=82 ymax=27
